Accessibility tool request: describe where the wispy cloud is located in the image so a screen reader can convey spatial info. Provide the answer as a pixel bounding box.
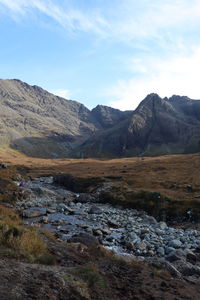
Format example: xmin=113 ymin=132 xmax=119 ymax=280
xmin=108 ymin=0 xmax=200 ymax=41
xmin=1 ymin=0 xmax=200 ymax=61
xmin=1 ymin=0 xmax=200 ymax=110
xmin=0 ymin=1 xmax=199 ymax=41
xmin=1 ymin=0 xmax=200 ymax=48
xmin=50 ymin=88 xmax=71 ymax=99
xmin=107 ymin=47 xmax=200 ymax=110
xmin=0 ymin=0 xmax=109 ymax=36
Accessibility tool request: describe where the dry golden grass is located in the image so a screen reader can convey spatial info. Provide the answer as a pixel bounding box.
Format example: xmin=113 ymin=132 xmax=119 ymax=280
xmin=0 ymin=205 xmax=48 ymax=259
xmin=1 ymin=150 xmax=198 ymax=202
xmin=13 ymin=230 xmax=47 ymax=256
xmin=0 ymin=149 xmax=199 ymax=203
xmin=0 ymin=205 xmax=21 ymax=226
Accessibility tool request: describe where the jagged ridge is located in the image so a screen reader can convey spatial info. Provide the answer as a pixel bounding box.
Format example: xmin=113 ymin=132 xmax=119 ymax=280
xmin=0 ymin=79 xmax=200 ymax=158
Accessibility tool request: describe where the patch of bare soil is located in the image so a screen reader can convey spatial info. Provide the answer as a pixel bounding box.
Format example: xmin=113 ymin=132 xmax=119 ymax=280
xmin=0 ymin=239 xmax=200 ymax=300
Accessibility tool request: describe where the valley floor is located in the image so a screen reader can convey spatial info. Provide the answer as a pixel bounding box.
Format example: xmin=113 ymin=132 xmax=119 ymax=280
xmin=1 ymin=149 xmax=200 ymax=204
xmin=0 ymin=151 xmax=200 ymax=299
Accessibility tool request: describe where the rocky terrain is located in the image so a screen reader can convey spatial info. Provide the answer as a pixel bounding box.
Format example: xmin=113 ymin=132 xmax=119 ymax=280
xmin=1 ymin=79 xmax=200 ymax=158
xmin=80 ymin=94 xmax=200 ymax=157
xmin=15 ymin=176 xmax=200 ymax=281
xmin=0 ymin=159 xmax=200 ymax=299
xmin=0 ymin=79 xmax=100 ymax=158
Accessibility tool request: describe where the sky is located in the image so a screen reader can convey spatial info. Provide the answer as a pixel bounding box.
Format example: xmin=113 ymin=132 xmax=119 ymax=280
xmin=1 ymin=0 xmax=200 ymax=110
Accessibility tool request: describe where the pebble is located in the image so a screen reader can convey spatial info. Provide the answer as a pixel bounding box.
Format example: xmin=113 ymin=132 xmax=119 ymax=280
xmin=157 ymin=247 xmax=165 ymax=256
xmin=169 ymin=239 xmax=182 ymax=249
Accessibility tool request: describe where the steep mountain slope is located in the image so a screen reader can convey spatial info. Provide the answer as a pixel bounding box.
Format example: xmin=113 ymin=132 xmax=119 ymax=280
xmin=77 ymin=94 xmax=200 ymax=157
xmin=1 ymin=79 xmax=200 ymax=158
xmin=0 ymin=79 xmax=100 ymax=158
xmin=91 ymin=105 xmax=132 ymax=129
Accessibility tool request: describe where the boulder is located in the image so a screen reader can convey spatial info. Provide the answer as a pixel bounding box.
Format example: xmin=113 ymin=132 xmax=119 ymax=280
xmin=137 ymin=241 xmax=147 ymax=251
xmin=168 ymin=239 xmax=182 ymax=249
xmin=41 ymin=216 xmax=49 ymax=224
xmin=166 ymin=249 xmax=186 ymax=263
xmin=56 ymin=203 xmax=68 ymax=212
xmin=68 ymin=233 xmax=99 ymax=247
xmin=157 ymin=247 xmax=165 ymax=256
xmin=101 ymin=227 xmax=111 ymax=235
xmin=107 ymin=219 xmax=119 ymax=228
xmin=47 ymin=208 xmax=56 ymax=214
xmin=22 ymin=208 xmax=46 ymax=218
xmin=159 ymin=222 xmax=168 ymax=230
xmin=77 ymin=193 xmax=96 ymax=203
xmin=88 ymin=205 xmax=102 ymax=214
xmin=93 ymin=229 xmax=103 ymax=237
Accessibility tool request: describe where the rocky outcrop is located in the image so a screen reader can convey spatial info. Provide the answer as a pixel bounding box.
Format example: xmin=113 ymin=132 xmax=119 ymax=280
xmin=91 ymin=105 xmax=132 ymax=129
xmin=78 ymin=94 xmax=200 ymax=157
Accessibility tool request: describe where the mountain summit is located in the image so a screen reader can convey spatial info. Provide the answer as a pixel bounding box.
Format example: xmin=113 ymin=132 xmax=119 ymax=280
xmin=0 ymin=79 xmax=200 ymax=158
xmin=0 ymin=79 xmax=100 ymax=158
xmin=76 ymin=93 xmax=200 ymax=157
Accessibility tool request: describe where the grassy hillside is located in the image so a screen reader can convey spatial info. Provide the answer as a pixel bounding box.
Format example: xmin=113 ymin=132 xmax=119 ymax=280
xmin=0 ymin=150 xmax=200 ymax=219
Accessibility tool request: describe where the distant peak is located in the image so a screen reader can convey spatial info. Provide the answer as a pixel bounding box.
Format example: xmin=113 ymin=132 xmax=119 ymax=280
xmin=9 ymin=79 xmax=27 ymax=85
xmin=146 ymin=93 xmax=161 ymax=99
xmin=92 ymin=104 xmax=121 ymax=112
xmin=168 ymin=95 xmax=191 ymax=101
xmin=0 ymin=78 xmax=22 ymax=83
xmin=142 ymin=93 xmax=162 ymax=102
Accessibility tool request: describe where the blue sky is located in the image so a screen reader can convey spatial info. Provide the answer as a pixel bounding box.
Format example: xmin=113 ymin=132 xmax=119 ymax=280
xmin=1 ymin=0 xmax=200 ymax=110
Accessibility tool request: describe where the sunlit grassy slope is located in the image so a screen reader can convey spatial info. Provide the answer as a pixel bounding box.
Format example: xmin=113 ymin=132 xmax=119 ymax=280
xmin=0 ymin=149 xmax=199 ymax=204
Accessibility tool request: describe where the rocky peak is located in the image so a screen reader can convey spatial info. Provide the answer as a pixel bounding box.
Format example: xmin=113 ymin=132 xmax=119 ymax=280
xmin=1 ymin=78 xmax=200 ymax=158
xmin=0 ymin=79 xmax=101 ymax=158
xmin=91 ymin=104 xmax=131 ymax=129
xmin=168 ymin=95 xmax=191 ymax=102
xmin=135 ymin=93 xmax=170 ymax=114
xmin=143 ymin=93 xmax=162 ymax=102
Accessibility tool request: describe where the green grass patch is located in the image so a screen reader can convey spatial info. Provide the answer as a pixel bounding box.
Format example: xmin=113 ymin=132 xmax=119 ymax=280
xmin=68 ymin=264 xmax=108 ymax=290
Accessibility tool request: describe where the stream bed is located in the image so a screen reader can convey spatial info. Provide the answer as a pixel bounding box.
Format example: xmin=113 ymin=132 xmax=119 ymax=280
xmin=15 ymin=176 xmax=200 ymax=279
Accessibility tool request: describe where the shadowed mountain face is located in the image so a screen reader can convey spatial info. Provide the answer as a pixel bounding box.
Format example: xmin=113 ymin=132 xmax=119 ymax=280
xmin=77 ymin=94 xmax=200 ymax=158
xmin=0 ymin=79 xmax=200 ymax=158
xmin=91 ymin=105 xmax=132 ymax=129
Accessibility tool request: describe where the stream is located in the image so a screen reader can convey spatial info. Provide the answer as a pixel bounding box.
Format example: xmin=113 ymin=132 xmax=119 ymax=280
xmin=15 ymin=176 xmax=200 ymax=279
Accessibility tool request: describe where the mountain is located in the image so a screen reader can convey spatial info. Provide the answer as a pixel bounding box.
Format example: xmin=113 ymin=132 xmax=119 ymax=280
xmin=77 ymin=93 xmax=200 ymax=157
xmin=91 ymin=105 xmax=132 ymax=129
xmin=0 ymin=79 xmax=200 ymax=158
xmin=0 ymin=79 xmax=101 ymax=158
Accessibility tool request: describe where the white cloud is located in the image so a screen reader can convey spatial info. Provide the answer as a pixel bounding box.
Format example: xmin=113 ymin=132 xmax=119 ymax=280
xmin=107 ymin=47 xmax=200 ymax=110
xmin=2 ymin=0 xmax=200 ymax=111
xmin=1 ymin=0 xmax=200 ymax=43
xmin=50 ymin=89 xmax=71 ymax=99
xmin=0 ymin=0 xmax=109 ymax=36
xmin=0 ymin=0 xmax=200 ymax=53
xmin=91 ymin=0 xmax=200 ymax=48
xmin=0 ymin=0 xmax=25 ymax=13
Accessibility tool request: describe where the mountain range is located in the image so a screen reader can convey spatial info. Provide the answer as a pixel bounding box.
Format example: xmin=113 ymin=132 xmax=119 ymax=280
xmin=0 ymin=79 xmax=200 ymax=158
